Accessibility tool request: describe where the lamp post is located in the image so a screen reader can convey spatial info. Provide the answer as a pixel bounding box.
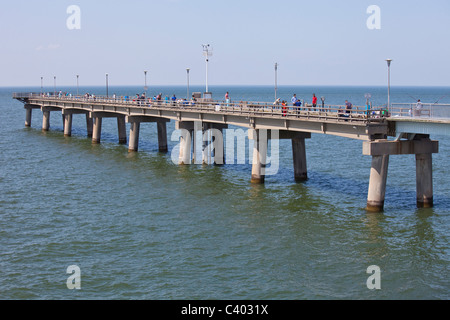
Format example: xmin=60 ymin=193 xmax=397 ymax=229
xmin=202 ymin=44 xmax=212 ymax=94
xmin=186 ymin=68 xmax=190 ymax=100
xmin=275 ymin=62 xmax=278 ymax=101
xmin=386 ymin=59 xmax=392 ymax=112
xmin=41 ymin=77 xmax=43 ymax=94
xmin=54 ymin=76 xmax=56 ymax=96
xmin=144 ymin=70 xmax=148 ymax=96
xmin=106 ymin=73 xmax=109 ymax=98
xmin=76 ymin=75 xmax=79 ymax=96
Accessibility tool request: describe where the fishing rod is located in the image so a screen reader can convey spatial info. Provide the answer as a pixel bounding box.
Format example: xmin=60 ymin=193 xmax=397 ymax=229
xmin=433 ymin=94 xmax=449 ymax=104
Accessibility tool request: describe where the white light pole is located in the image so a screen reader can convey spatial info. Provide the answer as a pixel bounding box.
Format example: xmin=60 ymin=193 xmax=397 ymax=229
xmin=202 ymin=44 xmax=212 ymax=93
xmin=186 ymin=68 xmax=190 ymax=100
xmin=275 ymin=62 xmax=278 ymax=100
xmin=386 ymin=59 xmax=392 ymax=112
xmin=41 ymin=76 xmax=43 ymax=94
xmin=144 ymin=70 xmax=148 ymax=95
xmin=54 ymin=76 xmax=56 ymax=96
xmin=106 ymin=73 xmax=109 ymax=98
xmin=76 ymin=75 xmax=79 ymax=96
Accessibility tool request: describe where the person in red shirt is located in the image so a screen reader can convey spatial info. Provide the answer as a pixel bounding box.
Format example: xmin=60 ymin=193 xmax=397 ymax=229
xmin=312 ymin=94 xmax=318 ymax=111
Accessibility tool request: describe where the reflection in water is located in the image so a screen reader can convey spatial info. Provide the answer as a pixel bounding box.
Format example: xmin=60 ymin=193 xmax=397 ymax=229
xmin=362 ymin=212 xmax=389 ymax=270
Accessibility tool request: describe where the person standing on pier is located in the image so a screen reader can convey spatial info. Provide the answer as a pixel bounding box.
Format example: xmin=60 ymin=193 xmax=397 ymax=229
xmin=415 ymin=99 xmax=423 ymax=117
xmin=312 ymin=94 xmax=318 ymax=111
xmin=345 ymin=100 xmax=352 ymax=114
xmin=282 ymin=100 xmax=287 ymax=116
xmin=291 ymin=94 xmax=298 ymax=106
xmin=225 ymin=91 xmax=230 ymax=106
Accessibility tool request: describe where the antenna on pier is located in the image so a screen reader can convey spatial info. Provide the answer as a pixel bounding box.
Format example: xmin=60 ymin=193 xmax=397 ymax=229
xmin=202 ymin=44 xmax=213 ymax=97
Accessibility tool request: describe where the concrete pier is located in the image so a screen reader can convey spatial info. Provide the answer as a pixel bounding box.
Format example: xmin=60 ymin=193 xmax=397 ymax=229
xmin=176 ymin=121 xmax=194 ymax=165
xmin=204 ymin=123 xmax=227 ymax=165
xmin=127 ymin=116 xmax=170 ymax=153
xmin=92 ymin=115 xmax=102 ymax=144
xmin=117 ymin=116 xmax=127 ymax=144
xmin=179 ymin=129 xmax=192 ymax=165
xmin=416 ymin=153 xmax=433 ymax=208
xmin=157 ymin=122 xmax=168 ymax=153
xmin=25 ymin=107 xmax=32 ymax=127
xmin=363 ymin=137 xmax=438 ymax=211
xmin=42 ymin=109 xmax=50 ymax=131
xmin=63 ymin=113 xmax=73 ymax=137
xmin=86 ymin=114 xmax=93 ymax=138
xmin=366 ymin=154 xmax=390 ymax=212
xmin=250 ymin=129 xmax=268 ymax=184
xmin=24 ymin=104 xmax=41 ymax=127
xmin=128 ymin=121 xmax=140 ymax=152
xmin=14 ymin=92 xmax=447 ymax=211
xmin=292 ymin=137 xmax=308 ymax=182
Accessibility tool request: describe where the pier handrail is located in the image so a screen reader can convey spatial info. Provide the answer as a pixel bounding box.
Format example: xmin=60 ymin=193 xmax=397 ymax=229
xmin=13 ymin=92 xmax=388 ymax=123
xmin=390 ymin=102 xmax=450 ymax=120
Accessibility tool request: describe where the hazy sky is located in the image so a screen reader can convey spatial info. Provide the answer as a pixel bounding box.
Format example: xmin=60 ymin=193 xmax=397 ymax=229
xmin=1 ymin=0 xmax=449 ymax=87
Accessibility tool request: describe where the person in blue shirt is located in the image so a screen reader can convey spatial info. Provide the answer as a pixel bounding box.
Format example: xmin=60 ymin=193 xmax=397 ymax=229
xmin=291 ymin=94 xmax=298 ymax=106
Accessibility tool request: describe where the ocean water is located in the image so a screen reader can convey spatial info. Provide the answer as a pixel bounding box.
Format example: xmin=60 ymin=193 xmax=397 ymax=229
xmin=0 ymin=85 xmax=449 ymax=300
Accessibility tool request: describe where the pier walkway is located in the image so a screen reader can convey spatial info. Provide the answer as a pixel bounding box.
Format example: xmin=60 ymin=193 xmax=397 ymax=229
xmin=13 ymin=93 xmax=449 ymax=212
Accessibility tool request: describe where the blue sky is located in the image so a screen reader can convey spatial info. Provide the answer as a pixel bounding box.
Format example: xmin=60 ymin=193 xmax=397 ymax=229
xmin=1 ymin=0 xmax=449 ymax=87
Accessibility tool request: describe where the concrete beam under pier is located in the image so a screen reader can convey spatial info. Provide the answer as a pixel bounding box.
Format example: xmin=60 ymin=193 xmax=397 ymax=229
xmin=363 ymin=138 xmax=438 ymax=212
xmin=40 ymin=106 xmax=62 ymax=131
xmin=176 ymin=121 xmax=228 ymax=165
xmin=126 ymin=116 xmax=170 ymax=153
xmin=249 ymin=130 xmax=311 ymax=184
xmin=89 ymin=112 xmax=127 ymax=145
xmin=363 ymin=139 xmax=438 ymax=156
xmin=24 ymin=104 xmax=41 ymax=127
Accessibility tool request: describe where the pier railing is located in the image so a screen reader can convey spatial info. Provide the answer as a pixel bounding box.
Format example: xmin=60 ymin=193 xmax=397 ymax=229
xmin=390 ymin=103 xmax=450 ymax=120
xmin=13 ymin=92 xmax=388 ymax=123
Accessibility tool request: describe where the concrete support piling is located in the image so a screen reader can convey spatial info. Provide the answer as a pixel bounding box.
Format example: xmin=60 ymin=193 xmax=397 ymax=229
xmin=86 ymin=114 xmax=93 ymax=138
xmin=42 ymin=110 xmax=50 ymax=131
xmin=366 ymin=154 xmax=390 ymax=212
xmin=63 ymin=113 xmax=73 ymax=137
xmin=292 ymin=137 xmax=308 ymax=182
xmin=128 ymin=121 xmax=140 ymax=152
xmin=363 ymin=137 xmax=438 ymax=211
xmin=179 ymin=129 xmax=192 ymax=165
xmin=250 ymin=129 xmax=268 ymax=184
xmin=416 ymin=153 xmax=433 ymax=208
xmin=117 ymin=116 xmax=127 ymax=144
xmin=157 ymin=121 xmax=168 ymax=153
xmin=92 ymin=116 xmax=102 ymax=144
xmin=25 ymin=107 xmax=32 ymax=127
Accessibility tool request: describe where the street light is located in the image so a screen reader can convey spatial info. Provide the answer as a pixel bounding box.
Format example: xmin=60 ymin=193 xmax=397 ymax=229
xmin=386 ymin=59 xmax=392 ymax=112
xmin=202 ymin=44 xmax=212 ymax=94
xmin=186 ymin=68 xmax=190 ymax=100
xmin=144 ymin=70 xmax=148 ymax=95
xmin=106 ymin=73 xmax=109 ymax=98
xmin=275 ymin=62 xmax=278 ymax=101
xmin=54 ymin=76 xmax=56 ymax=96
xmin=76 ymin=75 xmax=79 ymax=96
xmin=41 ymin=77 xmax=43 ymax=94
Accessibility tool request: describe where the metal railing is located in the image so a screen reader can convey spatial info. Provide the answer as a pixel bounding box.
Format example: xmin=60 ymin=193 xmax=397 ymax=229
xmin=13 ymin=92 xmax=388 ymax=123
xmin=390 ymin=103 xmax=450 ymax=120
